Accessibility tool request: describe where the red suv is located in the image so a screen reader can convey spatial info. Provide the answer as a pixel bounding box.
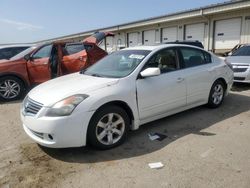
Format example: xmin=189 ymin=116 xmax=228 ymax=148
xmin=0 ymin=32 xmax=114 ymax=101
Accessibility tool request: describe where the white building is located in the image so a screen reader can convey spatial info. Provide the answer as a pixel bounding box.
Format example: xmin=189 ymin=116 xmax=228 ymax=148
xmin=38 ymin=0 xmax=250 ymax=54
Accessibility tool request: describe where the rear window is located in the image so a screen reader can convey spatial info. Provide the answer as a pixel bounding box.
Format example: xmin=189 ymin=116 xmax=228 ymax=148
xmin=64 ymin=44 xmax=85 ymax=55
xmin=232 ymin=46 xmax=250 ymax=56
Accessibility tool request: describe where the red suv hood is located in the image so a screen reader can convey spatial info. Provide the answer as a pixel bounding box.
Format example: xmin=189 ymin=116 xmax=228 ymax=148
xmin=0 ymin=59 xmax=9 ymax=64
xmin=83 ymin=32 xmax=114 ymax=44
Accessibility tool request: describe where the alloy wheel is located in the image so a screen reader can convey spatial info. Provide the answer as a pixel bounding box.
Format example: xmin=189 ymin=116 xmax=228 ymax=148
xmin=0 ymin=79 xmax=21 ymax=99
xmin=95 ymin=113 xmax=125 ymax=145
xmin=212 ymin=84 xmax=224 ymax=105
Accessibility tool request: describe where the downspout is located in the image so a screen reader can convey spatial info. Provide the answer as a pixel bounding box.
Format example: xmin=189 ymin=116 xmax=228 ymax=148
xmin=200 ymin=9 xmax=211 ymax=51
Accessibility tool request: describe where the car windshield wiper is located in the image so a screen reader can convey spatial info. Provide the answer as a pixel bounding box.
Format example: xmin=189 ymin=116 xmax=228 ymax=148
xmin=80 ymin=70 xmax=106 ymax=78
xmin=90 ymin=73 xmax=103 ymax=77
xmin=80 ymin=68 xmax=86 ymax=74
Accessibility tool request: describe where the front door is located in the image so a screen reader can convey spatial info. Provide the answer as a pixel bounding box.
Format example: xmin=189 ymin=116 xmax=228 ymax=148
xmin=27 ymin=44 xmax=53 ymax=84
xmin=136 ymin=48 xmax=186 ymax=120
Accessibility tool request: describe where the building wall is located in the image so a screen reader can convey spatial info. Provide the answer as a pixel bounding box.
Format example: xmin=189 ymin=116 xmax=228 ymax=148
xmin=43 ymin=5 xmax=250 ymax=55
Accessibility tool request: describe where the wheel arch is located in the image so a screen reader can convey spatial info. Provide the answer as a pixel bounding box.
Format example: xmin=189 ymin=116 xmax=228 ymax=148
xmin=0 ymin=73 xmax=29 ymax=89
xmin=214 ymin=77 xmax=227 ymax=90
xmin=90 ymin=100 xmax=135 ymax=130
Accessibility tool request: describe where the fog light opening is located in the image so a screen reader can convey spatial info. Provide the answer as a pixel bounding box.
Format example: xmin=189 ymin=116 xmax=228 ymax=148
xmin=48 ymin=134 xmax=53 ymax=140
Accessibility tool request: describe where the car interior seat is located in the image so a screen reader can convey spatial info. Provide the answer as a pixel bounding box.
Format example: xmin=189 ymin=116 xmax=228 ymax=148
xmin=158 ymin=54 xmax=177 ymax=73
xmin=188 ymin=56 xmax=204 ymax=67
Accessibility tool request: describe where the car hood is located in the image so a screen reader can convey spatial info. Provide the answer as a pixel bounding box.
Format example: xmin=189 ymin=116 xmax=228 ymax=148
xmin=0 ymin=59 xmax=9 ymax=64
xmin=28 ymin=73 xmax=119 ymax=106
xmin=226 ymin=56 xmax=250 ymax=65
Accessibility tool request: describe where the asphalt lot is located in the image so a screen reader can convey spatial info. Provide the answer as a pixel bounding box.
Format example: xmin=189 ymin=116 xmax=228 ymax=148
xmin=0 ymin=83 xmax=250 ymax=188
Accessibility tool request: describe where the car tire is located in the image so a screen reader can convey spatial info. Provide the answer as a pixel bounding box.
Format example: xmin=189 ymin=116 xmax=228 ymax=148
xmin=87 ymin=105 xmax=130 ymax=150
xmin=0 ymin=76 xmax=25 ymax=102
xmin=207 ymin=80 xmax=226 ymax=108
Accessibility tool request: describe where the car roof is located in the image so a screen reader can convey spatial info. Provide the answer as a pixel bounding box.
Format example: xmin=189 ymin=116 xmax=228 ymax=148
xmin=121 ymin=44 xmax=205 ymax=51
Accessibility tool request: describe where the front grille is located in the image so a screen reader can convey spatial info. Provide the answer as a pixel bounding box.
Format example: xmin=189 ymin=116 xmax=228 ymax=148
xmin=24 ymin=97 xmax=43 ymax=116
xmin=234 ymin=77 xmax=245 ymax=81
xmin=232 ymin=64 xmax=249 ymax=73
xmin=233 ymin=68 xmax=248 ymax=73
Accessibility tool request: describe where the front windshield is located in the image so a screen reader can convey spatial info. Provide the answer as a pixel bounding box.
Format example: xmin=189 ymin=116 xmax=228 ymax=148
xmin=10 ymin=46 xmax=37 ymax=60
xmin=232 ymin=46 xmax=250 ymax=56
xmin=83 ymin=50 xmax=151 ymax=78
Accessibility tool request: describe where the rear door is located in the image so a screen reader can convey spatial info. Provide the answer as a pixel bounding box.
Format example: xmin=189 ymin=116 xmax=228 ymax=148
xmin=83 ymin=32 xmax=114 ymax=45
xmin=85 ymin=43 xmax=108 ymax=66
xmin=27 ymin=44 xmax=52 ymax=84
xmin=61 ymin=43 xmax=88 ymax=74
xmin=82 ymin=32 xmax=114 ymax=67
xmin=178 ymin=47 xmax=214 ymax=105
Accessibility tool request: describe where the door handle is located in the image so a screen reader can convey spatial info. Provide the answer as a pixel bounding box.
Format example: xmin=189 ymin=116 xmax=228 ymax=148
xmin=177 ymin=77 xmax=185 ymax=83
xmin=43 ymin=62 xmax=48 ymax=65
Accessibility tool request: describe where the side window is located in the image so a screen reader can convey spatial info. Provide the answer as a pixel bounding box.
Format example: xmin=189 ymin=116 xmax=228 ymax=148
xmin=84 ymin=44 xmax=93 ymax=51
xmin=179 ymin=47 xmax=211 ymax=68
xmin=0 ymin=48 xmax=13 ymax=59
xmin=145 ymin=48 xmax=178 ymax=73
xmin=33 ymin=45 xmax=52 ymax=59
xmin=64 ymin=44 xmax=85 ymax=55
xmin=204 ymin=51 xmax=212 ymax=63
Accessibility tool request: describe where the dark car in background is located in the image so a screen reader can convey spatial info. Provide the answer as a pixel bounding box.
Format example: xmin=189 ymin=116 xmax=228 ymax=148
xmin=225 ymin=44 xmax=250 ymax=83
xmin=165 ymin=40 xmax=204 ymax=49
xmin=0 ymin=44 xmax=32 ymax=60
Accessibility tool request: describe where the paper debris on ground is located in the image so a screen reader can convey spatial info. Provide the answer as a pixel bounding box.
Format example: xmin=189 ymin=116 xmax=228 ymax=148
xmin=148 ymin=133 xmax=160 ymax=141
xmin=148 ymin=133 xmax=167 ymax=141
xmin=148 ymin=162 xmax=164 ymax=169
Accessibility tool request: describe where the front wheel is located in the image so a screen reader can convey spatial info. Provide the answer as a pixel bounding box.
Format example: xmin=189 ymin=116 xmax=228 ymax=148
xmin=207 ymin=80 xmax=226 ymax=108
xmin=87 ymin=105 xmax=130 ymax=150
xmin=0 ymin=76 xmax=25 ymax=102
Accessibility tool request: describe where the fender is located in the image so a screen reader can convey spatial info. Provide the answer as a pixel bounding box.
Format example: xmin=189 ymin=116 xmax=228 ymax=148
xmin=0 ymin=72 xmax=30 ymax=88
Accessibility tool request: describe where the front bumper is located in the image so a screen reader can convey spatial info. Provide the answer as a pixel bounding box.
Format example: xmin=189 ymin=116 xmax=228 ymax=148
xmin=233 ymin=66 xmax=250 ymax=83
xmin=21 ymin=108 xmax=95 ymax=148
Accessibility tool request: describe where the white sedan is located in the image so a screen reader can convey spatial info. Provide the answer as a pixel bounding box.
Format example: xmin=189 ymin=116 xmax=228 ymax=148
xmin=225 ymin=44 xmax=250 ymax=83
xmin=21 ymin=44 xmax=233 ymax=149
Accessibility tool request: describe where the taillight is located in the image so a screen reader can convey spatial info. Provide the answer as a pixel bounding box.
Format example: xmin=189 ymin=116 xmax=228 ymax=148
xmin=224 ymin=59 xmax=233 ymax=71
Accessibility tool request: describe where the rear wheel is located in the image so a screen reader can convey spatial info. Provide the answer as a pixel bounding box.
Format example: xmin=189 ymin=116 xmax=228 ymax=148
xmin=87 ymin=105 xmax=129 ymax=150
xmin=207 ymin=80 xmax=225 ymax=108
xmin=0 ymin=76 xmax=25 ymax=102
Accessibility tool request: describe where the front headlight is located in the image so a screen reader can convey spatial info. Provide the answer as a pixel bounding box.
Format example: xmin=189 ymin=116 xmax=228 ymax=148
xmin=45 ymin=94 xmax=89 ymax=117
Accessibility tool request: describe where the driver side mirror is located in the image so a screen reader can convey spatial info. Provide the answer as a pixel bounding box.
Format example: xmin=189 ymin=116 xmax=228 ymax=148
xmin=24 ymin=54 xmax=32 ymax=61
xmin=140 ymin=67 xmax=161 ymax=78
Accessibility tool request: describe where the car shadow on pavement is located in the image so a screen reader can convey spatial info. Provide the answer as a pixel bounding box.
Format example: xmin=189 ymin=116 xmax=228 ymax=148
xmin=231 ymin=83 xmax=250 ymax=92
xmin=40 ymin=92 xmax=250 ymax=164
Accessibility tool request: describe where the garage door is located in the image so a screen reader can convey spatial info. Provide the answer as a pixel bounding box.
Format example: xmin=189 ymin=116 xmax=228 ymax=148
xmin=128 ymin=32 xmax=139 ymax=47
xmin=106 ymin=36 xmax=114 ymax=53
xmin=162 ymin=27 xmax=178 ymax=42
xmin=143 ymin=30 xmax=156 ymax=45
xmin=214 ymin=18 xmax=241 ymax=50
xmin=185 ymin=23 xmax=205 ymax=44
